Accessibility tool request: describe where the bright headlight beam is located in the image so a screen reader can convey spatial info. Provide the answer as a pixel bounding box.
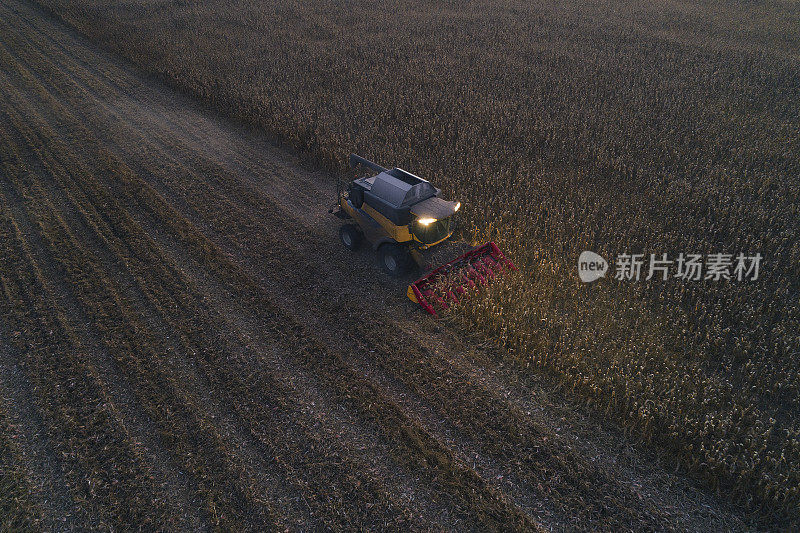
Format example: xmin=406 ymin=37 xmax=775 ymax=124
xmin=417 ymin=218 xmax=437 ymax=225
xmin=454 ymin=202 xmax=461 ymax=212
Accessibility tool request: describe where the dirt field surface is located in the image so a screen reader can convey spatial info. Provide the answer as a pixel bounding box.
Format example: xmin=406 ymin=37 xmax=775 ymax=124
xmin=0 ymin=0 xmax=752 ymax=530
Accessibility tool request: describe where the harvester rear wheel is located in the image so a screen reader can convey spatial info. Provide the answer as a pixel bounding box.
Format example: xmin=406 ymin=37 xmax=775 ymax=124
xmin=378 ymin=244 xmax=412 ymax=277
xmin=339 ymin=224 xmax=362 ymax=250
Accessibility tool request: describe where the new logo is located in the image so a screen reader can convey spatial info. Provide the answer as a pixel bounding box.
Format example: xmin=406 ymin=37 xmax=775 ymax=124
xmin=578 ymin=251 xmax=608 ymax=283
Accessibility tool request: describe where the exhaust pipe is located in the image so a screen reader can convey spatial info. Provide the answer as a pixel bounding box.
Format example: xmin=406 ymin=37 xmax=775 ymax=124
xmin=349 ymin=153 xmax=387 ymax=173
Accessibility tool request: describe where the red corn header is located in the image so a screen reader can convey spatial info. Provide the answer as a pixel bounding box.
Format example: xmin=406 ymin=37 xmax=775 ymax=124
xmin=407 ymin=242 xmax=516 ymax=316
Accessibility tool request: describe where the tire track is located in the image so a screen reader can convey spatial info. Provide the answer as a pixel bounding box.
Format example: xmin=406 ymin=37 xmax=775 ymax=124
xmin=0 ymin=328 xmax=79 ymax=531
xmin=0 ymin=118 xmax=206 ymax=530
xmin=0 ymin=55 xmax=321 ymax=531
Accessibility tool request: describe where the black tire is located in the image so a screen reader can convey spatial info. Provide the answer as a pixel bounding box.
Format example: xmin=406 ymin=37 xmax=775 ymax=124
xmin=339 ymin=224 xmax=362 ymax=251
xmin=378 ymin=244 xmax=412 ymax=276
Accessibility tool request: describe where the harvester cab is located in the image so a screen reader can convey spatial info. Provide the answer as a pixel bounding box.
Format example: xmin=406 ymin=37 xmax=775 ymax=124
xmin=332 ymin=154 xmax=516 ymax=315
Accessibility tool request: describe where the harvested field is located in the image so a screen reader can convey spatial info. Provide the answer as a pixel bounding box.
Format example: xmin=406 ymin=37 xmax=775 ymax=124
xmin=0 ymin=0 xmax=793 ymax=530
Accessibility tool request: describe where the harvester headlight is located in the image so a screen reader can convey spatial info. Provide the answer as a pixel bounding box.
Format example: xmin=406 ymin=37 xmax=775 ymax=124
xmin=417 ymin=218 xmax=437 ymax=226
xmin=454 ymin=202 xmax=461 ymax=212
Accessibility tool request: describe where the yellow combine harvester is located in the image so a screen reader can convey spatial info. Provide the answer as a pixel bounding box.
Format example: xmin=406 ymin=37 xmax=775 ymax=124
xmin=332 ymin=154 xmax=515 ymax=314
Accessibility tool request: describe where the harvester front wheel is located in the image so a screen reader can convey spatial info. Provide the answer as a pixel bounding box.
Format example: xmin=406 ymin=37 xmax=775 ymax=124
xmin=339 ymin=224 xmax=362 ymax=250
xmin=378 ymin=244 xmax=412 ymax=277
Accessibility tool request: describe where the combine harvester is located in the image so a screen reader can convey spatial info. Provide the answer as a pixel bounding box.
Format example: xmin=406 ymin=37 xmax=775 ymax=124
xmin=331 ymin=154 xmax=515 ymax=315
